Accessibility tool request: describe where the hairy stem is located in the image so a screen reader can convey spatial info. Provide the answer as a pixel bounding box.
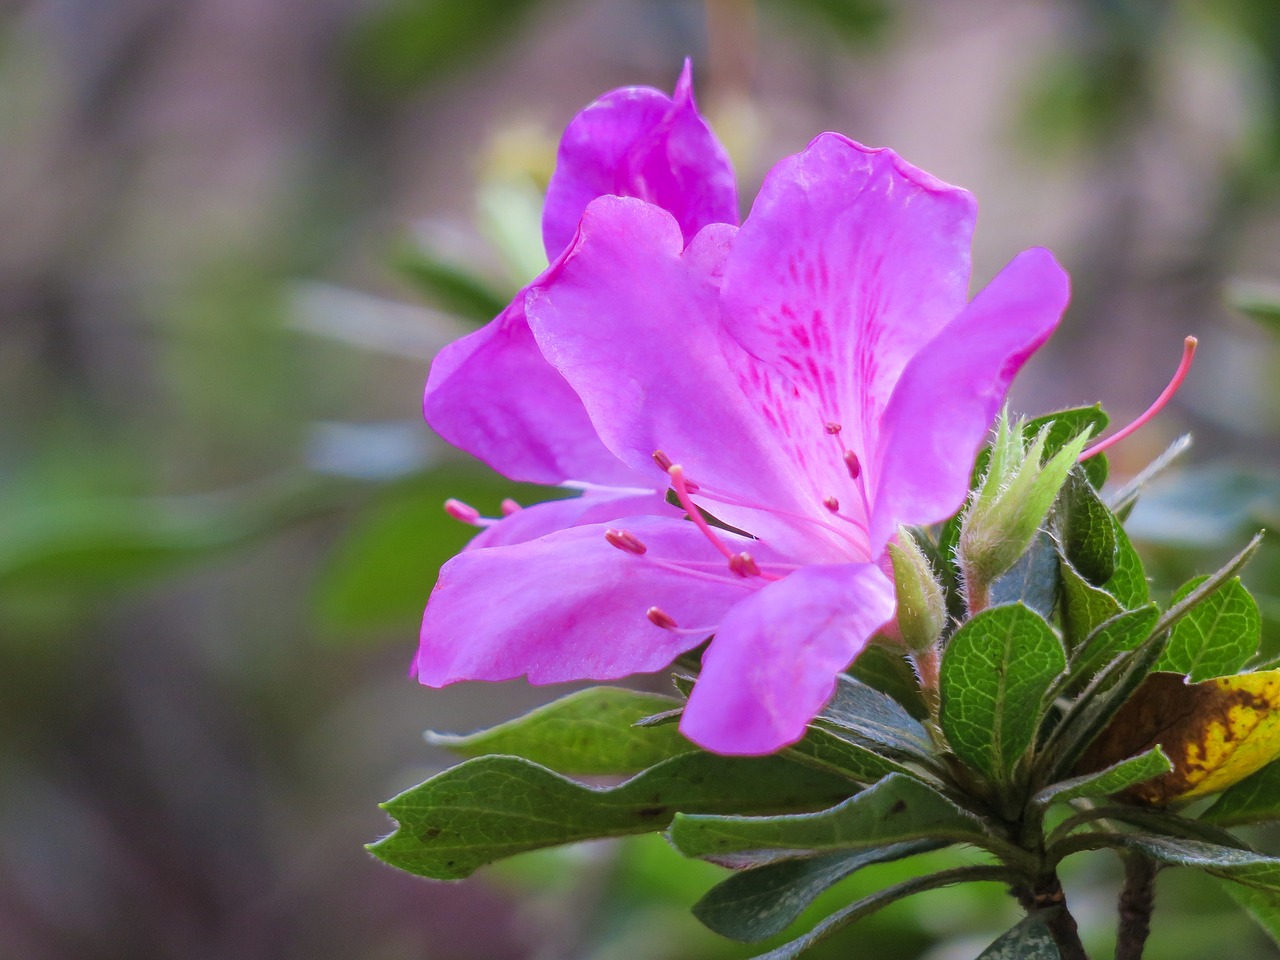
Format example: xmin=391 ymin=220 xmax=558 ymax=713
xmin=1116 ymin=852 xmax=1157 ymax=960
xmin=1014 ymin=873 xmax=1090 ymax=960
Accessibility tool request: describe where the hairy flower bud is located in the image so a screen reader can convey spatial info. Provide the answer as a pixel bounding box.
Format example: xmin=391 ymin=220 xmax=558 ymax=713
xmin=958 ymin=415 xmax=1093 ymax=609
xmin=889 ymin=528 xmax=946 ymax=652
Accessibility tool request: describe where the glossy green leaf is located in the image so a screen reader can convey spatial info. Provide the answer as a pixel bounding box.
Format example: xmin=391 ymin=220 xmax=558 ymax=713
xmin=692 ymin=841 xmax=937 ymax=942
xmin=939 ymin=604 xmax=1066 ymax=782
xmin=976 ymin=913 xmax=1062 ymax=959
xmin=1117 ymin=836 xmax=1280 ymax=892
xmin=1105 ymin=518 xmax=1150 ymax=608
xmin=814 ymin=676 xmax=932 ymax=760
xmin=371 ymin=753 xmax=854 ymax=880
xmin=1067 ymin=604 xmax=1160 ymax=690
xmin=1156 ymin=576 xmax=1261 ymax=681
xmin=668 ymin=773 xmax=986 ymax=861
xmin=1220 ymin=880 xmax=1280 ymax=947
xmin=1059 ymin=555 xmax=1123 ymax=649
xmin=1033 ymin=746 xmax=1171 ymax=807
xmin=1203 ymin=759 xmax=1280 ymax=827
xmin=1057 ymin=469 xmax=1117 ymax=585
xmin=848 ymin=643 xmax=929 ymax=720
xmin=426 ymin=687 xmax=689 ymax=775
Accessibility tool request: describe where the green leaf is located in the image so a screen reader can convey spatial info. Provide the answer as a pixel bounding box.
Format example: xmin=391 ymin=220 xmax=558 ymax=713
xmin=785 ymin=726 xmax=914 ymax=785
xmin=939 ymin=604 xmax=1066 ymax=782
xmin=668 ymin=773 xmax=987 ymax=861
xmin=1105 ymin=517 xmax=1150 ymax=607
xmin=989 ymin=531 xmax=1060 ymax=618
xmin=976 ymin=913 xmax=1063 ymax=959
xmin=1067 ymin=604 xmax=1160 ymax=690
xmin=370 ymin=752 xmax=853 ymax=879
xmin=1057 ymin=469 xmax=1117 ymax=585
xmin=1202 ymin=759 xmax=1280 ymax=827
xmin=815 ymin=676 xmax=932 ymax=760
xmin=745 ymin=865 xmax=1012 ymax=960
xmin=1155 ymin=576 xmax=1261 ymax=681
xmin=848 ymin=643 xmax=928 ymax=720
xmin=425 ymin=687 xmax=689 ymax=775
xmin=692 ymin=841 xmax=937 ymax=942
xmin=1220 ymin=880 xmax=1280 ymax=947
xmin=1118 ymin=836 xmax=1280 ymax=892
xmin=1228 ymin=278 xmax=1280 ymax=331
xmin=1033 ymin=746 xmax=1171 ymax=807
xmin=1059 ymin=555 xmax=1123 ymax=649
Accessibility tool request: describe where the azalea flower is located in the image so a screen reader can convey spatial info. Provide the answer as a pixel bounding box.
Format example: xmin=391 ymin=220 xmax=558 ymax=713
xmin=415 ymin=67 xmax=1070 ymax=756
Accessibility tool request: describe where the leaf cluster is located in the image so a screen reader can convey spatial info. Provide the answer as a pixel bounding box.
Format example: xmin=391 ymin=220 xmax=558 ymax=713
xmin=370 ymin=407 xmax=1279 ymax=959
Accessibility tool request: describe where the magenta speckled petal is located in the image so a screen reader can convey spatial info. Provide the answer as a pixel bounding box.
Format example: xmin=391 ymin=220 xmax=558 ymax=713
xmin=542 ymin=61 xmax=738 ymax=261
xmin=464 ymin=487 xmax=677 ymax=551
xmin=679 ymin=563 xmax=896 ymax=755
xmin=868 ymin=247 xmax=1069 ymax=553
xmin=415 ymin=515 xmax=757 ymax=686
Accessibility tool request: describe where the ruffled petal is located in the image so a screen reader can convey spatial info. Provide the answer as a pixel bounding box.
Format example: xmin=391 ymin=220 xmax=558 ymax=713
xmin=868 ymin=247 xmax=1070 ymax=553
xmin=423 ymin=290 xmax=644 ymax=487
xmin=718 ymin=134 xmax=977 ymax=519
xmin=680 ymin=563 xmax=896 ymax=755
xmin=464 ymin=487 xmax=677 ymax=551
xmin=416 ymin=516 xmax=758 ymax=686
xmin=527 ymin=198 xmax=849 ymax=560
xmin=542 ymin=61 xmax=738 ymax=261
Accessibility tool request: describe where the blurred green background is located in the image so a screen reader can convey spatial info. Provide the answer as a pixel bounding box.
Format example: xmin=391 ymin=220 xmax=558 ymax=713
xmin=2 ymin=0 xmax=1280 ymax=957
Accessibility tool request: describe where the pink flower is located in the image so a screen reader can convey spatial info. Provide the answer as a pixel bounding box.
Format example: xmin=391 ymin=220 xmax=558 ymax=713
xmin=415 ymin=66 xmax=1070 ymax=755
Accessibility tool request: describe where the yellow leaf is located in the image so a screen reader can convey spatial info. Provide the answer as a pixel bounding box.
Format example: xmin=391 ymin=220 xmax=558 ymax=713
xmin=1076 ymin=670 xmax=1280 ymax=805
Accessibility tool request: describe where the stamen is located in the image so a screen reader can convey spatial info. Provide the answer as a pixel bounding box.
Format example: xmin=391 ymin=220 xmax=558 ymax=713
xmin=668 ymin=464 xmax=733 ymax=559
xmin=1081 ymin=336 xmax=1198 ymax=461
xmin=728 ymin=551 xmax=761 ymax=577
xmin=500 ymin=498 xmax=521 ymax=515
xmin=444 ymin=498 xmax=482 ymax=524
xmin=605 ymin=528 xmax=648 ymax=555
xmin=647 ymin=606 xmax=679 ymax=630
xmin=843 ymin=449 xmax=862 ymax=480
xmin=825 ymin=421 xmax=842 ymax=435
xmin=692 ymin=481 xmax=869 ymax=548
xmin=823 ymin=495 xmax=839 ymax=513
xmin=652 ymin=450 xmax=674 ymax=472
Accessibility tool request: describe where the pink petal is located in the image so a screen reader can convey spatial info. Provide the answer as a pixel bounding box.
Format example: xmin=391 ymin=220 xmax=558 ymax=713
xmin=416 ymin=516 xmax=757 ymax=686
xmin=527 ymin=198 xmax=847 ymax=559
xmin=718 ymin=134 xmax=977 ymax=500
xmin=542 ymin=61 xmax=738 ymax=261
xmin=680 ymin=563 xmax=896 ymax=755
xmin=423 ymin=290 xmax=644 ymax=487
xmin=464 ymin=487 xmax=677 ymax=551
xmin=868 ymin=247 xmax=1070 ymax=553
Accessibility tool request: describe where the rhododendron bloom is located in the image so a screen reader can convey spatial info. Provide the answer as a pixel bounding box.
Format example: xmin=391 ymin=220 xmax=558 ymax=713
xmin=415 ymin=67 xmax=1071 ymax=755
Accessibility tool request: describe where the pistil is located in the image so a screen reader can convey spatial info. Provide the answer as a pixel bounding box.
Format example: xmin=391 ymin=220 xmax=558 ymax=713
xmin=1081 ymin=336 xmax=1197 ymax=460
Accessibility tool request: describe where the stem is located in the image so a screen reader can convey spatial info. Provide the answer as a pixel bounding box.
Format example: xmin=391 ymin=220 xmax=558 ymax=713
xmin=962 ymin=565 xmax=990 ymax=616
xmin=1013 ymin=873 xmax=1090 ymax=960
xmin=1116 ymin=852 xmax=1157 ymax=960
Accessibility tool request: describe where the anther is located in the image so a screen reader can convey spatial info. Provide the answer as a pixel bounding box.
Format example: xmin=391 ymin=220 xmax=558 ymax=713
xmin=1081 ymin=336 xmax=1198 ymax=461
xmin=605 ymin=528 xmax=648 ymax=555
xmin=652 ymin=450 xmax=674 ymax=472
xmin=825 ymin=421 xmax=842 ymax=435
xmin=500 ymin=498 xmax=521 ymax=515
xmin=843 ymin=450 xmax=862 ymax=480
xmin=647 ymin=606 xmax=679 ymax=630
xmin=444 ymin=498 xmax=482 ymax=524
xmin=823 ymin=495 xmax=840 ymax=513
xmin=728 ymin=552 xmax=762 ymax=578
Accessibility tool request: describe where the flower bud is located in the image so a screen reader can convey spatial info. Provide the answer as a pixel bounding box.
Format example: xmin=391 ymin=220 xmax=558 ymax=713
xmin=959 ymin=415 xmax=1093 ymax=598
xmin=889 ymin=528 xmax=947 ymax=652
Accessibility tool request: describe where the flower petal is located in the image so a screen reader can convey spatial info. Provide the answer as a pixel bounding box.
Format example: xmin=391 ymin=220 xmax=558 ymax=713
xmin=719 ymin=134 xmax=977 ymax=490
xmin=423 ymin=291 xmax=644 ymax=487
xmin=680 ymin=563 xmax=896 ymax=755
xmin=464 ymin=487 xmax=677 ymax=551
xmin=415 ymin=516 xmax=757 ymax=686
xmin=542 ymin=61 xmax=738 ymax=261
xmin=528 ymin=198 xmax=848 ymax=559
xmin=868 ymin=247 xmax=1070 ymax=553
